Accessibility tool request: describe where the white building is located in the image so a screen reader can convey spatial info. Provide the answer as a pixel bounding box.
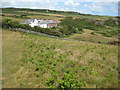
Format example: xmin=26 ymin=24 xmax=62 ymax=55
xmin=21 ymin=19 xmax=57 ymax=28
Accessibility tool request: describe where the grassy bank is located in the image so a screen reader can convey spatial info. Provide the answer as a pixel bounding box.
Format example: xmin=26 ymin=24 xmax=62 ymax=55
xmin=2 ymin=30 xmax=118 ymax=88
xmin=65 ymin=29 xmax=118 ymax=44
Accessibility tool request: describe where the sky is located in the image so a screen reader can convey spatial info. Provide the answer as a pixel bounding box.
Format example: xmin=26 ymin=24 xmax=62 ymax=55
xmin=1 ymin=0 xmax=120 ymax=16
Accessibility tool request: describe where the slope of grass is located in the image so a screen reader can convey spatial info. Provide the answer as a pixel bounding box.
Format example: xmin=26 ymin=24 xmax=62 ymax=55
xmin=2 ymin=30 xmax=118 ymax=88
xmin=2 ymin=30 xmax=23 ymax=87
xmin=65 ymin=29 xmax=118 ymax=44
xmin=1 ymin=8 xmax=117 ymax=23
xmin=0 ymin=29 xmax=2 ymax=89
xmin=0 ymin=16 xmax=24 ymax=23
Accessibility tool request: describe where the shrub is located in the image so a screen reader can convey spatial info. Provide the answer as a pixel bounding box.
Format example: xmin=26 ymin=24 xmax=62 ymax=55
xmin=91 ymin=32 xmax=95 ymax=35
xmin=59 ymin=17 xmax=83 ymax=35
xmin=2 ymin=19 xmax=20 ymax=28
xmin=58 ymin=70 xmax=87 ymax=89
xmin=104 ymin=18 xmax=118 ymax=27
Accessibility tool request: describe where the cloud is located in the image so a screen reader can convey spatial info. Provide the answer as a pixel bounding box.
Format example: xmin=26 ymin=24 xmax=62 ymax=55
xmin=85 ymin=3 xmax=104 ymax=12
xmin=60 ymin=7 xmax=74 ymax=11
xmin=2 ymin=1 xmax=58 ymax=10
xmin=1 ymin=0 xmax=118 ymax=16
xmin=64 ymin=0 xmax=80 ymax=7
xmin=2 ymin=0 xmax=120 ymax=2
xmin=81 ymin=2 xmax=118 ymax=16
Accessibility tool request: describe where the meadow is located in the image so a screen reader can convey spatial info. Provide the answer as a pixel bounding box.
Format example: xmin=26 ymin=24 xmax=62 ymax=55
xmin=2 ymin=30 xmax=118 ymax=88
xmin=65 ymin=29 xmax=118 ymax=44
xmin=1 ymin=8 xmax=119 ymax=88
xmin=1 ymin=8 xmax=117 ymax=22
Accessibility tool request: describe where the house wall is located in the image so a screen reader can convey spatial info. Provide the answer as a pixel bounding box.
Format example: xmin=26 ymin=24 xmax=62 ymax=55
xmin=28 ymin=19 xmax=57 ymax=28
xmin=29 ymin=19 xmax=38 ymax=27
xmin=29 ymin=23 xmax=38 ymax=27
xmin=39 ymin=24 xmax=48 ymax=28
xmin=47 ymin=23 xmax=57 ymax=28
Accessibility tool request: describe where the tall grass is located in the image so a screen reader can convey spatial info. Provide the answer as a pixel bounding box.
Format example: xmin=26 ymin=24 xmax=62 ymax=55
xmin=2 ymin=30 xmax=118 ymax=88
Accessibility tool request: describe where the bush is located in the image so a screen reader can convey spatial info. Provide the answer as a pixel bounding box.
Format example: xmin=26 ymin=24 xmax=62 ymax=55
xmin=2 ymin=18 xmax=82 ymax=37
xmin=104 ymin=18 xmax=118 ymax=27
xmin=58 ymin=69 xmax=87 ymax=89
xmin=2 ymin=19 xmax=20 ymax=28
xmin=20 ymin=24 xmax=33 ymax=30
xmin=2 ymin=19 xmax=62 ymax=37
xmin=91 ymin=32 xmax=95 ymax=35
xmin=59 ymin=17 xmax=83 ymax=35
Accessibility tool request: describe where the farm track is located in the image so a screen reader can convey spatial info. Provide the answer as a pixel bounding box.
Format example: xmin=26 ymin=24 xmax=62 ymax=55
xmin=9 ymin=28 xmax=118 ymax=45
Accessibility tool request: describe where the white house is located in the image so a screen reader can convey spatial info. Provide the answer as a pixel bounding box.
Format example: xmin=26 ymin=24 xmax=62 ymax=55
xmin=21 ymin=19 xmax=57 ymax=28
xmin=29 ymin=19 xmax=38 ymax=27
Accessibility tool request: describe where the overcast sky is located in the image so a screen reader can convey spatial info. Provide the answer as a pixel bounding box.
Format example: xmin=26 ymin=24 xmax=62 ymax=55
xmin=1 ymin=0 xmax=120 ymax=16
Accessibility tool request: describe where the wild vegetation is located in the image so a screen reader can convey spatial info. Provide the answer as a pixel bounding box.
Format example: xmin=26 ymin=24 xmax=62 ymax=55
xmin=2 ymin=30 xmax=118 ymax=88
xmin=1 ymin=8 xmax=119 ymax=36
xmin=1 ymin=8 xmax=119 ymax=88
xmin=1 ymin=18 xmax=83 ymax=37
xmin=1 ymin=16 xmax=118 ymax=38
xmin=65 ymin=29 xmax=118 ymax=45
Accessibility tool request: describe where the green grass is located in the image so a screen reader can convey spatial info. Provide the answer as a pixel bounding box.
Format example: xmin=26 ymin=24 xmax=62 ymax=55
xmin=1 ymin=8 xmax=118 ymax=88
xmin=1 ymin=10 xmax=64 ymax=22
xmin=65 ymin=29 xmax=118 ymax=44
xmin=0 ymin=29 xmax=2 ymax=89
xmin=2 ymin=8 xmax=117 ymax=22
xmin=2 ymin=30 xmax=24 ymax=87
xmin=0 ymin=16 xmax=24 ymax=23
xmin=2 ymin=30 xmax=118 ymax=88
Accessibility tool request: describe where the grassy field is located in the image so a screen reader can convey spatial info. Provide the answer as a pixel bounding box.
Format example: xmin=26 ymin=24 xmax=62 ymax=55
xmin=65 ymin=29 xmax=118 ymax=44
xmin=1 ymin=8 xmax=117 ymax=23
xmin=2 ymin=30 xmax=118 ymax=88
xmin=1 ymin=8 xmax=119 ymax=88
xmin=1 ymin=10 xmax=64 ymax=22
xmin=0 ymin=29 xmax=2 ymax=89
xmin=1 ymin=16 xmax=24 ymax=23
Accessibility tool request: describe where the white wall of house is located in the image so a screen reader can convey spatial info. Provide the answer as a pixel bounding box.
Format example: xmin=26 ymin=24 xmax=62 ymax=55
xmin=29 ymin=23 xmax=37 ymax=27
xmin=27 ymin=19 xmax=56 ymax=28
xmin=34 ymin=19 xmax=38 ymax=23
xmin=39 ymin=24 xmax=48 ymax=28
xmin=29 ymin=19 xmax=38 ymax=27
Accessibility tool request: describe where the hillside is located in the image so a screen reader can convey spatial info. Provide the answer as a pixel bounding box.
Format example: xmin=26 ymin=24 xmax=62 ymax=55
xmin=1 ymin=8 xmax=119 ymax=88
xmin=1 ymin=8 xmax=119 ymax=43
xmin=0 ymin=8 xmax=118 ymax=22
xmin=2 ymin=30 xmax=118 ymax=88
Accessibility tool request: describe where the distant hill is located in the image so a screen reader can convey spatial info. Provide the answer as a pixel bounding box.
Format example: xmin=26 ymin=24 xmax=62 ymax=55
xmin=1 ymin=7 xmax=118 ymax=24
xmin=1 ymin=7 xmax=117 ymax=17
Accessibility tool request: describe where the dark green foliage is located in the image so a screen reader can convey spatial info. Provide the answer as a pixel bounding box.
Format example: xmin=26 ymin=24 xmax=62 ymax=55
xmin=2 ymin=19 xmax=63 ymax=37
xmin=0 ymin=14 xmax=5 ymax=16
xmin=59 ymin=16 xmax=118 ymax=37
xmin=104 ymin=18 xmax=118 ymax=27
xmin=20 ymin=24 xmax=33 ymax=30
xmin=2 ymin=19 xmax=20 ymax=28
xmin=2 ymin=18 xmax=83 ymax=37
xmin=59 ymin=17 xmax=83 ymax=35
xmin=91 ymin=32 xmax=95 ymax=35
xmin=59 ymin=26 xmax=72 ymax=35
xmin=59 ymin=17 xmax=110 ymax=32
xmin=33 ymin=26 xmax=63 ymax=37
xmin=5 ymin=15 xmax=29 ymax=19
xmin=58 ymin=69 xmax=86 ymax=89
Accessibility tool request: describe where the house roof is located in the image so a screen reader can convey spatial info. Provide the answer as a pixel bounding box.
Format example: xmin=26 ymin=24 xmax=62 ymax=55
xmin=21 ymin=19 xmax=35 ymax=24
xmin=38 ymin=20 xmax=56 ymax=24
xmin=21 ymin=19 xmax=57 ymax=24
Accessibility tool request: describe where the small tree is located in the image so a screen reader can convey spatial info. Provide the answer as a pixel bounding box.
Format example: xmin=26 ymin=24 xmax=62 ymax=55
xmin=2 ymin=19 xmax=20 ymax=28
